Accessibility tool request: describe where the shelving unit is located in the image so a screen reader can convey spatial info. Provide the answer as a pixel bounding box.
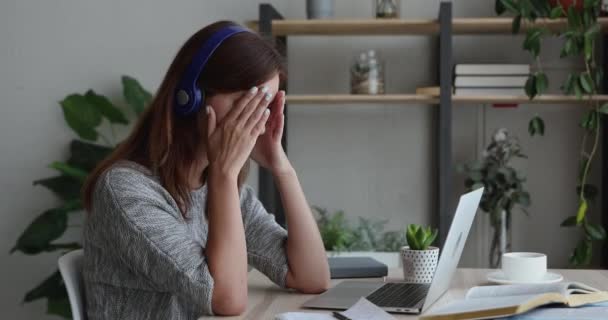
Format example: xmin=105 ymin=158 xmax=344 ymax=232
xmin=249 ymin=17 xmax=608 ymax=35
xmin=256 ymin=3 xmax=608 ymax=251
xmin=285 ymin=94 xmax=608 ymax=105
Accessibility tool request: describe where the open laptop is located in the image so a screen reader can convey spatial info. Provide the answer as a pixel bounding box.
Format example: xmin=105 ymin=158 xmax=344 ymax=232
xmin=303 ymin=188 xmax=483 ymax=314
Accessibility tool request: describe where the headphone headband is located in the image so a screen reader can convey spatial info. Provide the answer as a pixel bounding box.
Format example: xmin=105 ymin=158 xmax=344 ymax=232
xmin=174 ymin=25 xmax=251 ymax=116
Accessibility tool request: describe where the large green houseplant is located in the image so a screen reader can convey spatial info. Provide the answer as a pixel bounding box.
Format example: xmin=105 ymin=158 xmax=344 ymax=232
xmin=10 ymin=76 xmax=151 ymax=318
xmin=495 ymin=0 xmax=607 ymax=266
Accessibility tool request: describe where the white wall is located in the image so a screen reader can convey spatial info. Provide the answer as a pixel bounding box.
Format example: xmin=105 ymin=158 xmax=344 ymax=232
xmin=0 ymin=0 xmax=601 ymax=318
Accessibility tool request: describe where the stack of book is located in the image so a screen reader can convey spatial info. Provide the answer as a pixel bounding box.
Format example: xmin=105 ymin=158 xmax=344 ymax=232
xmin=453 ymin=64 xmax=530 ymax=96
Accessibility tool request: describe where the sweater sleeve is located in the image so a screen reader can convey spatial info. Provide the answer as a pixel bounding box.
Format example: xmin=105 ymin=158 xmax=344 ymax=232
xmin=93 ymin=168 xmax=215 ymax=316
xmin=240 ymin=186 xmax=289 ymax=288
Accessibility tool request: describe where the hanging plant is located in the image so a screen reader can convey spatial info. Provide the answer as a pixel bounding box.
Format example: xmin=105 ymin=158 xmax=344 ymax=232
xmin=496 ymin=0 xmax=607 ymax=266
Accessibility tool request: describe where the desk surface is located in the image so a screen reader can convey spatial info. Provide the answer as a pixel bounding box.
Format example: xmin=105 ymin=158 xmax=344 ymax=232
xmin=207 ymin=268 xmax=608 ymax=319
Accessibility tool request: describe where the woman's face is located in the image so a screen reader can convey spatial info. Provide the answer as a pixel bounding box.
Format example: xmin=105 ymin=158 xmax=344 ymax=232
xmin=206 ymin=73 xmax=280 ymax=122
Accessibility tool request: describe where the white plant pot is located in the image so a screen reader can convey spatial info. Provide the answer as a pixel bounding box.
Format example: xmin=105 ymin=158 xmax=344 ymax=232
xmin=400 ymin=246 xmax=440 ymax=283
xmin=327 ymin=251 xmax=402 ymax=268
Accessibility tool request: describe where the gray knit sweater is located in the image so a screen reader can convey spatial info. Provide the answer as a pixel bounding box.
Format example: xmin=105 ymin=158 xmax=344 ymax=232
xmin=83 ymin=160 xmax=289 ymax=319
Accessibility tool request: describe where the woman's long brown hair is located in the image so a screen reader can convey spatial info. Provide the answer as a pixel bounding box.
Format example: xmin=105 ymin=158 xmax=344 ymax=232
xmin=83 ymin=21 xmax=285 ymax=216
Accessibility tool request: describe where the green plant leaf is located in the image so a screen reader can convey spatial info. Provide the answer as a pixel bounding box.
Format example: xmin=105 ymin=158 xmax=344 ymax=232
xmin=584 ymin=0 xmax=597 ymax=9
xmin=561 ymin=215 xmax=578 ymax=227
xmin=122 ymin=75 xmax=152 ymax=115
xmin=33 ymin=175 xmax=82 ymax=201
xmin=549 ymin=5 xmax=563 ymax=19
xmin=585 ymin=223 xmax=607 ymax=241
xmin=23 ymin=270 xmax=66 ymax=303
xmin=495 ymin=0 xmax=506 ymax=15
xmin=570 ymin=239 xmax=592 ymax=266
xmin=523 ymin=28 xmax=543 ymax=57
xmin=525 ymin=74 xmax=537 ymax=99
xmin=563 ymin=73 xmax=577 ymax=94
xmin=422 ymin=228 xmax=439 ymax=249
xmin=406 ymin=224 xmax=421 ymax=250
xmin=47 ymin=296 xmax=71 ymax=318
xmin=67 ymin=140 xmax=113 ymax=171
xmin=501 ymin=0 xmax=520 ymax=14
xmin=567 ymin=6 xmax=582 ymax=29
xmin=10 ymin=209 xmax=69 ymax=255
xmin=576 ymin=184 xmax=598 ymax=202
xmin=576 ymin=199 xmax=588 ymax=225
xmin=535 ymin=72 xmax=548 ymax=94
xmin=574 ymin=81 xmax=583 ymax=100
xmin=60 ymin=94 xmax=102 ymax=141
xmin=599 ymin=103 xmax=608 ymax=114
xmin=84 ymin=90 xmax=128 ymax=125
xmin=49 ymin=162 xmax=88 ymax=182
xmin=580 ymin=110 xmax=598 ymax=130
xmin=579 ymin=72 xmax=594 ymax=93
xmin=512 ymin=15 xmax=522 ymax=34
xmin=528 ymin=115 xmax=545 ymax=136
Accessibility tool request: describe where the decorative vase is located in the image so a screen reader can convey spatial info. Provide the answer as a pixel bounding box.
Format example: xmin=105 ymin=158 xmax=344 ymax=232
xmin=306 ymin=0 xmax=335 ymax=19
xmin=489 ymin=209 xmax=512 ymax=268
xmin=375 ymin=0 xmax=400 ymax=18
xmin=400 ymin=246 xmax=440 ymax=283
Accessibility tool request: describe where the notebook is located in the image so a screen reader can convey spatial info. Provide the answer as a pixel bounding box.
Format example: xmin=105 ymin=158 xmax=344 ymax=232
xmin=328 ymin=257 xmax=388 ymax=279
xmin=275 ymin=297 xmax=395 ymax=320
xmin=420 ymin=282 xmax=608 ymax=320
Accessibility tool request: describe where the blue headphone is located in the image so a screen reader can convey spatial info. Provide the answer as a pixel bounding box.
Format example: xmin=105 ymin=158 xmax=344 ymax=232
xmin=174 ymin=25 xmax=251 ymax=116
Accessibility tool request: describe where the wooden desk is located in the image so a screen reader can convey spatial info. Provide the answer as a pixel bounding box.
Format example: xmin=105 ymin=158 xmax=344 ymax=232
xmin=206 ymin=268 xmax=608 ymax=319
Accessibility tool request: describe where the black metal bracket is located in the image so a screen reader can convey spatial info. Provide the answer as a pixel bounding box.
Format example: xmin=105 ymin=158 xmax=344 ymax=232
xmin=438 ymin=2 xmax=453 ymax=246
xmin=259 ymin=4 xmax=287 ymax=226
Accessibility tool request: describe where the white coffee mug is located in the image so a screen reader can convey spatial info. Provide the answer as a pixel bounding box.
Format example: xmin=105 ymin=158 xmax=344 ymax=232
xmin=502 ymin=252 xmax=547 ymax=282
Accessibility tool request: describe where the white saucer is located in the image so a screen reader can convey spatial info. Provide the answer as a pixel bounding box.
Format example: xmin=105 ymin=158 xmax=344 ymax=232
xmin=487 ymin=270 xmax=563 ymax=285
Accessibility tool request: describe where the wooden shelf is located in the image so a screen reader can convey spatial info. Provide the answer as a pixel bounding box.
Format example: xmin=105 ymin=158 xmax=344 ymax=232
xmin=285 ymin=94 xmax=608 ymax=105
xmin=286 ymin=94 xmax=438 ymax=104
xmin=247 ymin=17 xmax=608 ymax=35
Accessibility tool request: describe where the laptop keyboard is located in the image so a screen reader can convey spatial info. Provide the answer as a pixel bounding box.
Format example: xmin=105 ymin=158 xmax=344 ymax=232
xmin=366 ymin=283 xmax=430 ymax=308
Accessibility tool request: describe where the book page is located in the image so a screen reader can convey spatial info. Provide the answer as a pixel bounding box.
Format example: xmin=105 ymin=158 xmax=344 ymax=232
xmin=565 ymin=282 xmax=601 ymax=295
xmin=424 ymin=294 xmax=540 ymax=316
xmin=340 ymin=298 xmax=396 ymax=320
xmin=466 ymin=283 xmax=568 ymax=300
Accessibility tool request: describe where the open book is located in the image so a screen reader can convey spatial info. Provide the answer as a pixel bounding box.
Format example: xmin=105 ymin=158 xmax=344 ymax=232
xmin=420 ymin=282 xmax=608 ymax=320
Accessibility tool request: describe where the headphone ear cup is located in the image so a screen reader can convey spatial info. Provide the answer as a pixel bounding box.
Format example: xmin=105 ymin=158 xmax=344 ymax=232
xmin=192 ymin=88 xmax=203 ymax=114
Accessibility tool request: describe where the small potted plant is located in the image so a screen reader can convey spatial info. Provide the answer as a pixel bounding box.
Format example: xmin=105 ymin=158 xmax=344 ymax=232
xmin=401 ymin=224 xmax=439 ymax=283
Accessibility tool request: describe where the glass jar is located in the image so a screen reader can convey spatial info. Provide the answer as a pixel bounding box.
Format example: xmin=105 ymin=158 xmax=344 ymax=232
xmin=350 ymin=50 xmax=385 ymax=95
xmin=375 ymin=0 xmax=400 ymax=19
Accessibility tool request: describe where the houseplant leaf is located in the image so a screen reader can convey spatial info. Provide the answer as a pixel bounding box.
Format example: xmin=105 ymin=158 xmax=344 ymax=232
xmin=122 ymin=75 xmax=152 ymax=115
xmin=561 ymin=216 xmax=578 ymax=227
xmin=528 ymin=116 xmax=545 ymax=136
xmin=10 ymin=209 xmax=69 ymax=254
xmin=60 ymin=94 xmax=102 ymax=141
xmin=49 ymin=162 xmax=89 ymax=182
xmin=585 ymin=223 xmax=607 ymax=241
xmin=85 ymin=90 xmax=128 ymax=124
xmin=47 ymin=296 xmax=71 ymax=318
xmin=23 ymin=270 xmax=66 ymax=303
xmin=33 ymin=175 xmax=82 ymax=201
xmin=67 ymin=140 xmax=113 ymax=171
xmin=576 ymin=199 xmax=588 ymax=225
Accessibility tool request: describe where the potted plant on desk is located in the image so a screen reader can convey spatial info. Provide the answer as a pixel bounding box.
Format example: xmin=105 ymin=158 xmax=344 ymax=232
xmin=401 ymin=224 xmax=439 ymax=283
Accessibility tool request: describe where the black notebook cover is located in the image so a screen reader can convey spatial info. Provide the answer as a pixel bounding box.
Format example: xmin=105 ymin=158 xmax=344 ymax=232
xmin=328 ymin=256 xmax=388 ymax=279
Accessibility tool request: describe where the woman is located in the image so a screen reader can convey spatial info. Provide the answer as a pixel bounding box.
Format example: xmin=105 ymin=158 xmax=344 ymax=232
xmin=82 ymin=21 xmax=330 ymax=319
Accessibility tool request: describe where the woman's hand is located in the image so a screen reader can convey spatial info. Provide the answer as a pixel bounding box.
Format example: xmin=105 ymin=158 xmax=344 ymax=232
xmin=206 ymin=86 xmax=273 ymax=179
xmin=251 ymin=90 xmax=292 ymax=175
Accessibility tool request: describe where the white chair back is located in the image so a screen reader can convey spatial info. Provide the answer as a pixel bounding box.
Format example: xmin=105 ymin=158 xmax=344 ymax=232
xmin=58 ymin=249 xmax=85 ymax=320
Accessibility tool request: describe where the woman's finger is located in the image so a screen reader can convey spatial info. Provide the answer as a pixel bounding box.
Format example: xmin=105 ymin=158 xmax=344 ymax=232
xmin=224 ymin=86 xmax=259 ymax=123
xmin=245 ymin=90 xmax=272 ymax=130
xmin=252 ymin=108 xmax=271 ymax=136
xmin=206 ymin=105 xmax=216 ymax=138
xmin=275 ymin=114 xmax=285 ymax=140
xmin=237 ymin=86 xmax=271 ymax=122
